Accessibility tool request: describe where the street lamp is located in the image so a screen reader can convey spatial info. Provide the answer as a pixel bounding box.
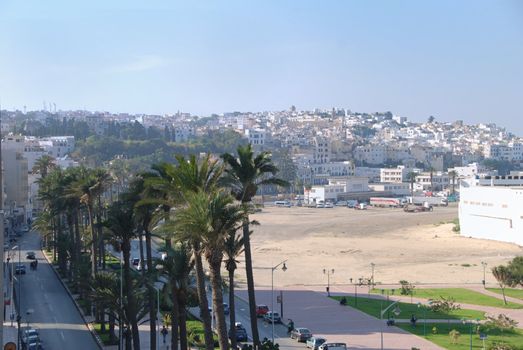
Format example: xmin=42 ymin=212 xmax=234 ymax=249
xmin=417 ymin=302 xmax=427 ymax=337
xmin=380 ymin=300 xmax=401 ymax=350
xmin=270 ymin=260 xmax=287 ymax=344
xmin=481 ymin=262 xmax=487 ymax=288
xmin=370 ymin=263 xmax=375 ymax=289
xmin=323 ymin=269 xmax=334 ymax=296
xmin=154 ymin=281 xmax=165 ymax=350
xmin=462 ymin=318 xmax=479 ymax=350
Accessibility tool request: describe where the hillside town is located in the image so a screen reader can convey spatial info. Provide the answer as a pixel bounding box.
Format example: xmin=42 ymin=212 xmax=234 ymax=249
xmin=2 ymin=107 xmax=522 ymax=245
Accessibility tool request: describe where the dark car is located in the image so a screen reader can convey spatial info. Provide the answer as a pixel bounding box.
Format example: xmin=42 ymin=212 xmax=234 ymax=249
xmin=15 ymin=264 xmax=26 ymax=275
xmin=229 ymin=322 xmax=248 ymax=342
xmin=223 ymin=303 xmax=230 ymax=315
xmin=26 ymin=251 xmax=36 ymax=260
xmin=291 ymin=328 xmax=313 ymax=342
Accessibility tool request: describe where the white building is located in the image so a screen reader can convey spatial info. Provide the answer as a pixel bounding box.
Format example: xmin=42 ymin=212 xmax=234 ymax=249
xmin=369 ymin=183 xmax=410 ymax=196
xmin=459 ymin=186 xmax=523 ymax=245
xmin=380 ymin=166 xmax=409 ymax=183
xmin=313 ymin=136 xmax=331 ymax=164
xmin=245 ymin=128 xmax=266 ymax=147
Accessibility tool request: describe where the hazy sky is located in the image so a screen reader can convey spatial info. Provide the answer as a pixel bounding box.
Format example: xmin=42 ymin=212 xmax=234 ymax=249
xmin=1 ymin=1 xmax=522 ymax=134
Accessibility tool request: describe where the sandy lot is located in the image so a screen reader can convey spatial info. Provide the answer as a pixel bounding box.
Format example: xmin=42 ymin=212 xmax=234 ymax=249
xmin=235 ymin=204 xmax=523 ymax=288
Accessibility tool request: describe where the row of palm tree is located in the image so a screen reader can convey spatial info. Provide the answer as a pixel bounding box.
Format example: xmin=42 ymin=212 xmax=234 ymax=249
xmin=35 ymin=144 xmax=286 ymax=350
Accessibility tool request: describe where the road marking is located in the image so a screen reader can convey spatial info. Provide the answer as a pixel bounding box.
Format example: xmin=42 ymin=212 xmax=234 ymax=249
xmin=61 ymin=331 xmax=65 ymax=340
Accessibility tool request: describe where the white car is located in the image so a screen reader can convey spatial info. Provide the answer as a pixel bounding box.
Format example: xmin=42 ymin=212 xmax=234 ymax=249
xmin=324 ymin=202 xmax=334 ymax=208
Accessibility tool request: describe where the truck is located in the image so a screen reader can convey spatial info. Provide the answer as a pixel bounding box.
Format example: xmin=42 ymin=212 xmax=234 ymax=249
xmin=403 ymin=203 xmax=433 ymax=212
xmin=408 ymin=196 xmax=448 ymax=207
xmin=369 ymin=197 xmax=406 ymax=208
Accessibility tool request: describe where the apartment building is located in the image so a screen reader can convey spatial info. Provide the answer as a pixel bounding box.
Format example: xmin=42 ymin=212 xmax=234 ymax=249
xmin=380 ymin=166 xmax=409 ymax=183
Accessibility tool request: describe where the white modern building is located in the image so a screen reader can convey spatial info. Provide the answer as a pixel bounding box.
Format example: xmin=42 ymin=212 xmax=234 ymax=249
xmin=369 ymin=183 xmax=410 ymax=196
xmin=459 ymin=186 xmax=523 ymax=245
xmin=380 ymin=166 xmax=409 ymax=183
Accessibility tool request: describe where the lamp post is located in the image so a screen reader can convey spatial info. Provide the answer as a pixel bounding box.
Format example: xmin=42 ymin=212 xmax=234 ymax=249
xmin=154 ymin=281 xmax=165 ymax=350
xmin=462 ymin=318 xmax=479 ymax=350
xmin=370 ymin=263 xmax=375 ymax=289
xmin=417 ymin=302 xmax=427 ymax=337
xmin=271 ymin=260 xmax=287 ymax=344
xmin=380 ymin=300 xmax=401 ymax=350
xmin=323 ymin=269 xmax=334 ymax=297
xmin=481 ymin=262 xmax=487 ymax=288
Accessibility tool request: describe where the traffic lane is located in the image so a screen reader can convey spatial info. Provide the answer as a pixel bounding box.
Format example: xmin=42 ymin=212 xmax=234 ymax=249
xmin=19 ymin=231 xmax=99 ymax=350
xmin=230 ymin=294 xmax=298 ymax=350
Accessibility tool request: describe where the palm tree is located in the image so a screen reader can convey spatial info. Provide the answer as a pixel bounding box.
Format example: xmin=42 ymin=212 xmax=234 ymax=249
xmin=448 ymin=170 xmax=458 ymax=195
xmin=492 ymin=265 xmax=512 ymax=305
xmin=428 ymin=167 xmax=435 ymax=191
xmin=130 ymin=176 xmax=161 ymax=349
xmin=174 ymin=189 xmax=247 ymax=350
xmin=32 ymin=154 xmax=56 ymax=179
xmin=406 ymin=172 xmax=417 ymax=198
xmin=157 ymin=243 xmax=194 ymax=350
xmin=105 ymin=198 xmax=141 ymax=350
xmin=147 ymin=154 xmax=223 ymax=350
xmin=224 ymin=229 xmax=244 ymax=350
xmin=221 ymin=144 xmax=288 ymax=348
xmin=90 ymin=272 xmax=121 ymax=344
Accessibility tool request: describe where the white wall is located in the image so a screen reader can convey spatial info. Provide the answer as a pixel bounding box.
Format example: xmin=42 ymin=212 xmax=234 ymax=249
xmin=459 ymin=186 xmax=523 ymax=245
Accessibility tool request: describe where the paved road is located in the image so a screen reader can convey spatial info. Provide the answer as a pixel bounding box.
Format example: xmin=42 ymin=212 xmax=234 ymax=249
xmin=13 ymin=231 xmax=99 ymax=350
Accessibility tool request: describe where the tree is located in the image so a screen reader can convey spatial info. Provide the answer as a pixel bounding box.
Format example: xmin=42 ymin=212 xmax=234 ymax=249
xmin=492 ymin=265 xmax=512 ymax=305
xmin=449 ymin=329 xmax=461 ymax=344
xmin=224 ymin=228 xmax=245 ymax=350
xmin=221 ymin=144 xmax=288 ymax=348
xmin=32 ymin=154 xmax=56 ymax=179
xmin=173 ymin=189 xmax=247 ymax=350
xmin=448 ymin=170 xmax=458 ymax=195
xmin=428 ymin=115 xmax=435 ymax=123
xmin=406 ymin=172 xmax=417 ymax=197
xmin=507 ymin=256 xmax=523 ymax=286
xmin=427 ymin=167 xmax=435 ymax=191
xmin=158 ymin=243 xmax=195 ymax=350
xmin=105 ymin=198 xmax=141 ymax=350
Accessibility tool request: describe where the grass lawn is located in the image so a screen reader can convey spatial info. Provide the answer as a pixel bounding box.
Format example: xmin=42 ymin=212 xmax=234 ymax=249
xmin=186 ymin=320 xmax=219 ymax=349
xmin=93 ymin=322 xmax=119 ymax=345
xmin=372 ymin=288 xmax=523 ymax=309
xmin=397 ymin=323 xmax=523 ymax=350
xmin=488 ymin=288 xmax=523 ymax=301
xmin=331 ymin=296 xmax=485 ymax=320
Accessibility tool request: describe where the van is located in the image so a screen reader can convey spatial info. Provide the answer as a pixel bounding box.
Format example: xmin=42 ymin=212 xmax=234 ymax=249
xmin=319 ymin=343 xmax=347 ymax=350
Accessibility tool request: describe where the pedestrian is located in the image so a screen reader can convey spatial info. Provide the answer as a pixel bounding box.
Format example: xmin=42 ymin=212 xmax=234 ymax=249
xmin=161 ymin=326 xmax=168 ymax=344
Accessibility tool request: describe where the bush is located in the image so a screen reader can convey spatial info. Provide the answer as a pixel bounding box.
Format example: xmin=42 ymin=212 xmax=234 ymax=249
xmin=399 ymin=280 xmax=415 ymax=296
xmin=488 ymin=342 xmax=516 ymax=350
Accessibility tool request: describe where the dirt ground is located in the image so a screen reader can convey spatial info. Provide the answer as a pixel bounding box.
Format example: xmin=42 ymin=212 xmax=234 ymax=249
xmin=235 ymin=204 xmax=523 ymax=288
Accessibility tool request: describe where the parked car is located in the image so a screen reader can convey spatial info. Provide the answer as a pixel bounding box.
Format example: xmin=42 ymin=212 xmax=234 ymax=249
xmin=229 ymin=322 xmax=248 ymax=342
xmin=335 ymin=201 xmax=347 ymax=207
xmin=291 ymin=327 xmax=312 ymax=342
xmin=22 ymin=333 xmax=40 ymax=345
xmin=27 ymin=342 xmax=45 ymax=350
xmin=315 ymin=203 xmax=325 ymax=208
xmin=324 ymin=202 xmax=334 ymax=208
xmin=15 ymin=264 xmax=26 ymax=275
xmin=319 ymin=343 xmax=347 ymax=350
xmin=137 ymin=259 xmax=148 ymax=271
xmin=263 ymin=311 xmax=281 ymax=323
xmin=26 ymin=251 xmax=36 ymax=260
xmin=256 ymin=305 xmax=269 ymax=317
xmin=132 ymin=258 xmax=140 ymax=267
xmin=346 ymin=200 xmax=358 ymax=208
xmin=23 ymin=329 xmax=39 ymax=338
xmin=223 ymin=303 xmax=230 ymax=315
xmin=306 ymin=337 xmax=326 ymax=350
xmin=354 ymin=203 xmax=368 ymax=210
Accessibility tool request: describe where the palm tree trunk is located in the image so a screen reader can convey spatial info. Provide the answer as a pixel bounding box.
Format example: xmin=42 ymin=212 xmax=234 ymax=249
xmin=138 ymin=233 xmax=145 ymax=279
xmin=179 ymin=291 xmax=189 ymax=350
xmin=123 ymin=238 xmax=141 ymax=350
xmin=145 ymin=229 xmax=156 ymax=350
xmin=228 ymin=267 xmax=237 ymax=350
xmin=171 ymin=286 xmax=180 ymax=350
xmin=209 ymin=258 xmax=229 ymax=350
xmin=242 ymin=222 xmax=260 ymax=348
xmin=194 ymin=250 xmax=214 ymax=350
xmin=109 ymin=312 xmax=116 ymax=344
xmin=74 ymin=209 xmax=82 ymax=289
xmin=87 ymin=204 xmax=97 ymax=279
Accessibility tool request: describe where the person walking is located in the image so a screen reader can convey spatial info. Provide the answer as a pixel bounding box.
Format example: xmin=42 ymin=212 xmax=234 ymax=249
xmin=161 ymin=326 xmax=168 ymax=344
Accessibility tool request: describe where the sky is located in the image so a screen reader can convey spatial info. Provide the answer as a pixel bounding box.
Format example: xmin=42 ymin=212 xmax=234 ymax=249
xmin=1 ymin=0 xmax=522 ymax=135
